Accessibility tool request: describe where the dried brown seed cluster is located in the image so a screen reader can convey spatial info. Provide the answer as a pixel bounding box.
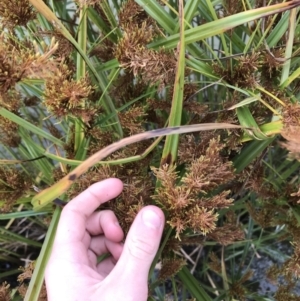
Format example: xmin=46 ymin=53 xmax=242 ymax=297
xmin=152 ymin=137 xmax=235 ymax=239
xmin=0 ymin=116 xmax=21 ymax=147
xmin=43 ymin=64 xmax=95 ymax=122
xmin=118 ymin=0 xmax=149 ymax=28
xmin=208 ymin=222 xmax=245 ymax=246
xmin=115 ymin=0 xmax=177 ymax=88
xmin=0 ymin=167 xmax=32 ymax=212
xmin=115 ymin=25 xmax=176 ymax=87
xmin=0 ymin=0 xmax=36 ymax=28
xmin=0 ymin=34 xmax=59 ymax=95
xmin=261 ymin=48 xmax=285 ymax=78
xmin=0 ymin=282 xmax=11 ymax=301
xmin=159 ymin=258 xmax=186 ymax=281
xmin=282 ymin=103 xmax=300 ymax=127
xmin=90 ymin=39 xmax=115 ymax=62
xmin=280 ymin=125 xmax=300 ymax=160
xmin=38 ymin=31 xmax=74 ymax=59
xmin=17 ymin=262 xmax=47 ymax=300
xmin=212 ymin=52 xmax=260 ymax=89
xmin=112 ymin=176 xmax=154 ymax=234
xmin=223 ymin=0 xmax=244 ymax=16
xmin=118 ymin=105 xmax=146 ymax=135
xmin=229 ymin=270 xmax=253 ymax=301
xmin=285 ymin=242 xmax=300 ymax=279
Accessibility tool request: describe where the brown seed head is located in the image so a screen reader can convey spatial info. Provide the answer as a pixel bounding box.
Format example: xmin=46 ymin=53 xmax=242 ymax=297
xmin=0 ymin=0 xmax=36 ymax=29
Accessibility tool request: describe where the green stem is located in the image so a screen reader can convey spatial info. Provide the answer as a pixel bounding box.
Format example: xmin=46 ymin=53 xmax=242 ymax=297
xmin=75 ymin=5 xmax=87 ymax=152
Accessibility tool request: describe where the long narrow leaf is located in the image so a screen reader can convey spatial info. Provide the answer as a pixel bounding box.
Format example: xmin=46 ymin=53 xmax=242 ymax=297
xmin=32 ymin=123 xmax=243 ymax=210
xmin=149 ymin=1 xmax=300 ymax=50
xmin=0 ymin=108 xmax=63 ymax=146
xmin=24 ymin=208 xmax=61 ymax=301
xmin=178 ymin=266 xmax=212 ymax=301
xmin=161 ymin=0 xmax=185 ymax=166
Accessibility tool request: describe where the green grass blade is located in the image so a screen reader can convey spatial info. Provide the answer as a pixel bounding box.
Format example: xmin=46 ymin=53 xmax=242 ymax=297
xmin=149 ymin=1 xmax=300 ymax=50
xmin=233 ymin=138 xmax=275 ymax=173
xmin=74 ymin=5 xmax=88 ymax=151
xmin=0 ymin=227 xmax=42 ymax=248
xmin=175 ymin=0 xmax=199 ymax=32
xmin=87 ymin=7 xmax=118 ymax=42
xmin=135 ymin=0 xmax=176 ymax=34
xmin=237 ymin=106 xmax=269 ymax=140
xmin=0 ymin=211 xmax=47 ymax=219
xmin=266 ymin=10 xmax=290 ymax=47
xmin=161 ymin=0 xmax=185 ymax=165
xmin=280 ymin=65 xmax=300 ymax=89
xmin=0 ymin=108 xmax=64 ymax=146
xmin=24 ymin=208 xmax=61 ymax=301
xmin=280 ymin=8 xmax=297 ymax=84
xmin=178 ymin=266 xmax=212 ymax=301
xmin=98 ymin=0 xmax=121 ymax=37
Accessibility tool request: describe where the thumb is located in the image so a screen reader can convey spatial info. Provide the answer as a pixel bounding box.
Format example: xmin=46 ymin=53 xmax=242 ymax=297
xmin=111 ymin=206 xmax=164 ymax=298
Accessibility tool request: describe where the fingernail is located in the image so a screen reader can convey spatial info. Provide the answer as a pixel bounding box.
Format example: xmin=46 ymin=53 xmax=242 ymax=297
xmin=142 ymin=209 xmax=162 ymax=229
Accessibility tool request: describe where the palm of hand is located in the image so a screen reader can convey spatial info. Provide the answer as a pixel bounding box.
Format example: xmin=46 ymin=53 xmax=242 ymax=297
xmin=45 ymin=179 xmax=164 ymax=301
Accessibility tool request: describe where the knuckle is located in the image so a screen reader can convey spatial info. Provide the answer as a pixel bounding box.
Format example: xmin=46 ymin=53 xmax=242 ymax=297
xmin=128 ymin=236 xmax=155 ymax=260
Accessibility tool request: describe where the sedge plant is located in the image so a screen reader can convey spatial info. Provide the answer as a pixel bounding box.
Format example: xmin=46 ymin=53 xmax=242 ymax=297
xmin=0 ymin=0 xmax=300 ymax=300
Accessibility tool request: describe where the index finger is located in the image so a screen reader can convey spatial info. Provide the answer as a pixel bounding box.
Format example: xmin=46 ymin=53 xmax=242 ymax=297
xmin=54 ymin=178 xmax=123 ymax=244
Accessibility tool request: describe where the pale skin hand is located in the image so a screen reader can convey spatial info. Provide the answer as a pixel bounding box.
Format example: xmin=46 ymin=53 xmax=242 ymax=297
xmin=45 ymin=178 xmax=165 ymax=301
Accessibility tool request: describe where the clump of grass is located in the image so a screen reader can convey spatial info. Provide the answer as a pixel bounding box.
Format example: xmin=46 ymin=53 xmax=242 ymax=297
xmin=1 ymin=0 xmax=300 ymax=300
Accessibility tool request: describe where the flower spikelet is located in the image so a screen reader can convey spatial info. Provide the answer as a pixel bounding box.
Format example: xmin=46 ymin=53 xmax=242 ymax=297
xmin=0 ymin=282 xmax=11 ymax=301
xmin=108 ymin=177 xmax=153 ymax=234
xmin=0 ymin=35 xmax=31 ymax=92
xmin=280 ymin=126 xmax=300 ymax=160
xmin=188 ymin=206 xmax=218 ymax=235
xmin=119 ymin=0 xmax=150 ymax=28
xmin=182 ymin=137 xmax=235 ymax=194
xmin=167 ymin=215 xmax=186 ymax=239
xmin=0 ymin=167 xmax=32 ymax=212
xmin=207 ymin=222 xmax=245 ymax=245
xmin=18 ymin=262 xmax=48 ymax=300
xmin=152 ymin=165 xmax=194 ymax=238
xmin=152 ymin=137 xmax=235 ymax=239
xmin=115 ymin=14 xmax=176 ymax=88
xmin=151 ymin=164 xmax=193 ymax=210
xmin=0 ymin=0 xmax=36 ymax=29
xmin=198 ymin=191 xmax=233 ymax=209
xmin=159 ymin=258 xmax=186 ymax=281
xmin=274 ymin=285 xmax=300 ymax=301
xmin=223 ymin=0 xmax=243 ymax=16
xmin=115 ymin=28 xmax=176 ymax=87
xmin=118 ymin=105 xmax=147 ymax=135
xmin=285 ymin=241 xmax=300 ymax=279
xmin=245 ymin=202 xmax=274 ymax=228
xmin=229 ymin=270 xmax=253 ymax=301
xmin=115 ymin=22 xmax=154 ymax=64
xmin=0 ymin=34 xmax=58 ymax=93
xmin=0 ymin=115 xmax=21 ymax=147
xmin=212 ymin=51 xmax=260 ymax=88
xmin=262 ymin=48 xmax=284 ymax=77
xmin=43 ymin=65 xmax=94 ymax=121
xmin=208 ymin=252 xmax=222 ymax=274
xmin=282 ymin=103 xmax=300 ymax=127
xmin=0 ymin=89 xmax=21 ymax=112
xmin=38 ymin=30 xmax=73 ymax=58
xmin=291 ymin=187 xmax=300 ymax=203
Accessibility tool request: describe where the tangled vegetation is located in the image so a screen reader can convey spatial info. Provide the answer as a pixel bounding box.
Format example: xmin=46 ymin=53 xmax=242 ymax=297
xmin=1 ymin=0 xmax=300 ymax=300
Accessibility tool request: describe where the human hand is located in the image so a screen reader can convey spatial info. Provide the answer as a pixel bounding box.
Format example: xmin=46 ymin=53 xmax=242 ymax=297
xmin=45 ymin=178 xmax=165 ymax=301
